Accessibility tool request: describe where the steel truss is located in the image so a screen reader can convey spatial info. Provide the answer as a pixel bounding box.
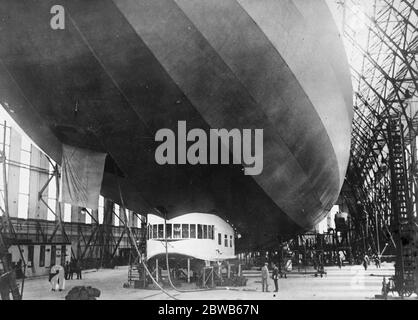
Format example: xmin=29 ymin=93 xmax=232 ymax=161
xmin=338 ymin=0 xmax=418 ymax=296
xmin=0 ymin=120 xmax=145 ymax=299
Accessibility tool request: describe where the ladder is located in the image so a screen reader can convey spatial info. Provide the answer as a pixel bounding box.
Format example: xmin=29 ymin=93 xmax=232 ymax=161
xmin=127 ymin=238 xmax=147 ymax=288
xmin=128 ymin=263 xmax=140 ymax=285
xmin=387 ymin=114 xmax=416 ymax=296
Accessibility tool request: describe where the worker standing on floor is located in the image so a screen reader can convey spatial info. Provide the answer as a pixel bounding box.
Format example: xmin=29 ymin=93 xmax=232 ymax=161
xmin=261 ymin=262 xmax=269 ymax=292
xmin=363 ymin=254 xmax=369 ymax=270
xmin=49 ymin=266 xmax=59 ymax=291
xmin=76 ymin=260 xmax=83 ymax=280
xmin=58 ymin=264 xmax=66 ymax=290
xmin=337 ymin=251 xmax=343 ymax=269
xmin=272 ymin=263 xmax=279 ymax=292
xmin=50 ymin=264 xmax=65 ymax=291
xmin=64 ymin=261 xmax=70 ymax=280
xmin=374 ymin=255 xmax=381 ymax=268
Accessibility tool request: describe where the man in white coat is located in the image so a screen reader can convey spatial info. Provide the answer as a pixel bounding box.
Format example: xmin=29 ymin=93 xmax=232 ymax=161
xmin=261 ymin=263 xmax=269 ymax=292
xmin=50 ymin=264 xmax=65 ymax=291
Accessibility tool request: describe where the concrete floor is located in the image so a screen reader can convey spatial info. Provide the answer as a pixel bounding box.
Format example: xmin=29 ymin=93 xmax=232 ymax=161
xmin=20 ymin=262 xmax=413 ymax=300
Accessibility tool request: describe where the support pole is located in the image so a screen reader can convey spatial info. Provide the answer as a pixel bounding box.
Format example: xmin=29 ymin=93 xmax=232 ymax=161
xmin=187 ymin=258 xmax=190 ymax=283
xmin=156 ymin=258 xmax=159 ymax=282
xmin=2 ymin=121 xmax=10 ymax=231
xmin=375 ymin=211 xmax=380 ymax=255
xmin=0 ymin=121 xmax=22 ymax=300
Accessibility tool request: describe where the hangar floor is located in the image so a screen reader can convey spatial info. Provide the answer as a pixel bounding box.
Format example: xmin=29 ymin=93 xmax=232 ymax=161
xmin=21 ymin=263 xmax=402 ymax=300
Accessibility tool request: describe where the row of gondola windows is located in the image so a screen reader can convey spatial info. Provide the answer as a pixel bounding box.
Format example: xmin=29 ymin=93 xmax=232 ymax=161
xmin=148 ymin=224 xmax=215 ymax=240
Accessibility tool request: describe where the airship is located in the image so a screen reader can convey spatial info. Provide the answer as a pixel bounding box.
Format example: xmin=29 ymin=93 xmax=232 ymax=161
xmin=0 ymin=0 xmax=353 ymax=250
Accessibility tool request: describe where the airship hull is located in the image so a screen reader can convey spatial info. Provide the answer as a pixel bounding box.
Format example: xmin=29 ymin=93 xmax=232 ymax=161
xmin=0 ymin=0 xmax=352 ymax=249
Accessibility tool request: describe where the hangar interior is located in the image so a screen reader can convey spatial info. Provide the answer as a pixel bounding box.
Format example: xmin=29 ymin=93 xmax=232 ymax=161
xmin=0 ymin=0 xmax=417 ymax=300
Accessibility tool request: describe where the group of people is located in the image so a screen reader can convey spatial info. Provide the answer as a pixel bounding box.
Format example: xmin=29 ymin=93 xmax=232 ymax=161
xmin=49 ymin=259 xmax=83 ymax=292
xmin=362 ymin=254 xmax=381 ymax=270
xmin=259 ymin=251 xmax=382 ymax=293
xmin=261 ymin=262 xmax=282 ymax=293
xmin=64 ymin=259 xmax=83 ymax=280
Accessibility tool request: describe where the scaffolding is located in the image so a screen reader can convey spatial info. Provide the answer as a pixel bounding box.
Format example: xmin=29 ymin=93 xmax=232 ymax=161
xmin=0 ymin=119 xmax=145 ymax=299
xmin=337 ymin=0 xmax=418 ymax=296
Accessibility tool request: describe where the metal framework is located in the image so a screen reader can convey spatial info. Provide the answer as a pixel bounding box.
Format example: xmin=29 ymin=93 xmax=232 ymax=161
xmin=337 ymin=0 xmax=418 ymax=296
xmin=0 ymin=120 xmax=145 ymax=299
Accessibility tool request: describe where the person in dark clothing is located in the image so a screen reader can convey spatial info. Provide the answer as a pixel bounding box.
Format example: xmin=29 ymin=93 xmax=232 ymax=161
xmin=69 ymin=259 xmax=75 ymax=280
xmin=337 ymin=253 xmax=343 ymax=269
xmin=64 ymin=261 xmax=70 ymax=280
xmin=76 ymin=260 xmax=82 ymax=280
xmin=374 ymin=255 xmax=381 ymax=268
xmin=314 ymin=253 xmax=325 ymax=277
xmin=278 ymin=260 xmax=283 ymax=278
xmin=16 ymin=259 xmax=24 ymax=279
xmin=272 ymin=263 xmax=279 ymax=292
xmin=363 ymin=254 xmax=369 ymax=270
